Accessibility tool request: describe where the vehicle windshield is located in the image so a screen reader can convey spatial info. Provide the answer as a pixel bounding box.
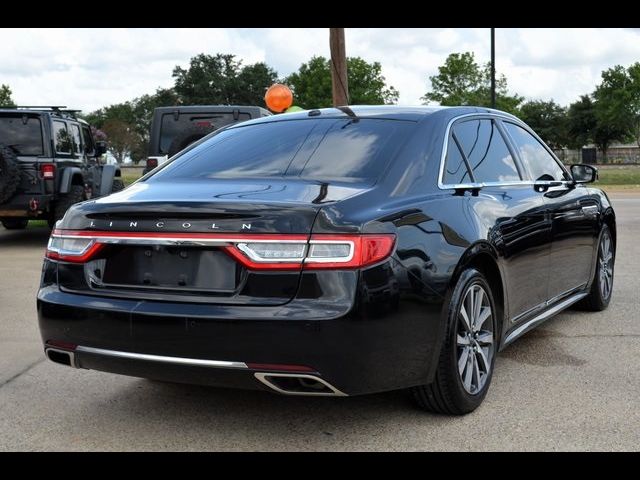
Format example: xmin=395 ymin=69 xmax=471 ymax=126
xmin=0 ymin=115 xmax=44 ymax=156
xmin=148 ymin=118 xmax=415 ymax=184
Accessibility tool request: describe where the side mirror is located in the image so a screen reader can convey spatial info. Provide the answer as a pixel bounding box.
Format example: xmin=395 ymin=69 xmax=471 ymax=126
xmin=570 ymin=164 xmax=598 ymax=184
xmin=94 ymin=141 xmax=107 ymax=157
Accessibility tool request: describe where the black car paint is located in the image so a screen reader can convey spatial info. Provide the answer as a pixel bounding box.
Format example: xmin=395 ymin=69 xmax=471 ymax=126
xmin=37 ymin=106 xmax=616 ymax=396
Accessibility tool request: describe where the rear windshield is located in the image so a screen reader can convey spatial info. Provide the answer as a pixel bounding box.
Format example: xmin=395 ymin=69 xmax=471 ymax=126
xmin=149 ymin=118 xmax=415 ymax=184
xmin=158 ymin=112 xmax=252 ymax=154
xmin=0 ymin=116 xmax=43 ymax=155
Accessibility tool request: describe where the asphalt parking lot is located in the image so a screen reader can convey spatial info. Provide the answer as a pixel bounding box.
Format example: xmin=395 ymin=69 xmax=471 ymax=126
xmin=0 ymin=193 xmax=638 ymax=451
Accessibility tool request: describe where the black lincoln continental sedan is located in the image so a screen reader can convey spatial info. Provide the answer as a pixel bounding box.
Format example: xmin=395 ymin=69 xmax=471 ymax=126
xmin=38 ymin=106 xmax=616 ymax=414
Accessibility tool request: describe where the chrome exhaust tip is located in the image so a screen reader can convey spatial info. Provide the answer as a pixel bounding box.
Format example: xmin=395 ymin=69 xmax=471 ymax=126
xmin=254 ymin=372 xmax=347 ymax=396
xmin=45 ymin=347 xmax=77 ymax=368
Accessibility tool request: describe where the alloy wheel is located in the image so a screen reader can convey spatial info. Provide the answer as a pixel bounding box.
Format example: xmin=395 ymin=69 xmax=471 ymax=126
xmin=456 ymin=283 xmax=494 ymax=395
xmin=599 ymin=230 xmax=614 ymax=301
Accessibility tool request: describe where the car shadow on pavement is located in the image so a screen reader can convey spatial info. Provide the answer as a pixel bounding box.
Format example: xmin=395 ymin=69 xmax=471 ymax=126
xmin=0 ymin=226 xmax=50 ymax=247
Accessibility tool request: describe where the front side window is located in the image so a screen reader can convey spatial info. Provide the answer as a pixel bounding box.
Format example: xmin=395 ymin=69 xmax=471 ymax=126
xmin=81 ymin=126 xmax=94 ymax=155
xmin=70 ymin=124 xmax=83 ymax=154
xmin=53 ymin=121 xmax=72 ymax=154
xmin=453 ymin=119 xmax=520 ymax=183
xmin=504 ymin=122 xmax=568 ymax=182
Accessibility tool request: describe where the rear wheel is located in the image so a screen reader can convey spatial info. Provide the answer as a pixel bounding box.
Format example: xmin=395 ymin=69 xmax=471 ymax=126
xmin=576 ymin=225 xmax=614 ymax=311
xmin=48 ymin=184 xmax=85 ymax=229
xmin=411 ymin=268 xmax=497 ymax=414
xmin=1 ymin=218 xmax=28 ymax=230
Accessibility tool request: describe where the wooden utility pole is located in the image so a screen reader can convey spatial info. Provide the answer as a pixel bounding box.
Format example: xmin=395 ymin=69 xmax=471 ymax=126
xmin=329 ymin=28 xmax=349 ymax=106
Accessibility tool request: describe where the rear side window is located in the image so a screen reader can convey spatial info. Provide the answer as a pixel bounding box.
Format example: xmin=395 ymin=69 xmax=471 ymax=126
xmin=158 ymin=112 xmax=252 ymax=154
xmin=443 ymin=134 xmax=472 ymax=185
xmin=53 ymin=120 xmax=72 ymax=154
xmin=503 ymin=122 xmax=568 ymax=182
xmin=453 ymin=119 xmax=520 ymax=183
xmin=150 ymin=118 xmax=415 ymax=184
xmin=0 ymin=116 xmax=43 ymax=155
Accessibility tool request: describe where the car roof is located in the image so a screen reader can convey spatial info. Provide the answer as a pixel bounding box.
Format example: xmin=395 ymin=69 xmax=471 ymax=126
xmin=227 ymin=105 xmax=520 ymax=127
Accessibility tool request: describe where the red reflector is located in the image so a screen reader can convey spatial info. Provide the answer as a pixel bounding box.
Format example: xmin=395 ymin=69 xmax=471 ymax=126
xmin=41 ymin=164 xmax=55 ymax=179
xmin=247 ymin=363 xmax=316 ymax=373
xmin=146 ymin=158 xmax=158 ymax=169
xmin=46 ymin=340 xmax=77 ymax=351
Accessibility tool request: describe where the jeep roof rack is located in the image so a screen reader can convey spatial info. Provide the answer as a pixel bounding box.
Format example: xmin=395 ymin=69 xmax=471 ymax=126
xmin=7 ymin=106 xmax=81 ymax=119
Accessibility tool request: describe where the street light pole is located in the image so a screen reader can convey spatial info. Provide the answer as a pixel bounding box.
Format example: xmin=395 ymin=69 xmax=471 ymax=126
xmin=490 ymin=28 xmax=496 ymax=109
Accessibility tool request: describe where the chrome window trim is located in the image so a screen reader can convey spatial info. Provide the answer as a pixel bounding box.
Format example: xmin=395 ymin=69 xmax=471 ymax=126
xmin=437 ymin=113 xmax=535 ymax=190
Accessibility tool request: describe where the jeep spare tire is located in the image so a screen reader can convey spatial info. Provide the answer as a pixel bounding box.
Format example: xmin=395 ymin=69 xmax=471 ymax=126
xmin=0 ymin=143 xmax=21 ymax=203
xmin=167 ymin=124 xmax=216 ymax=158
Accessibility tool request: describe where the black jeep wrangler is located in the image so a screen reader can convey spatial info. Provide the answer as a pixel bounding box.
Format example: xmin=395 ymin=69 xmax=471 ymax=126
xmin=0 ymin=107 xmax=123 ymax=230
xmin=142 ymin=105 xmax=270 ymax=174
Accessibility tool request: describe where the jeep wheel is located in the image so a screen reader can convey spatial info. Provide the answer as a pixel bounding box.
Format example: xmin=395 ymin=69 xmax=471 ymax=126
xmin=0 ymin=143 xmax=21 ymax=203
xmin=1 ymin=218 xmax=28 ymax=230
xmin=48 ymin=185 xmax=85 ymax=229
xmin=167 ymin=125 xmax=216 ymax=158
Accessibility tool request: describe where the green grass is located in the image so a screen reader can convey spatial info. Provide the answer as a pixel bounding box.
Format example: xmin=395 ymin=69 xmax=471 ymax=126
xmin=596 ymin=167 xmax=640 ymax=185
xmin=28 ymin=220 xmax=48 ymax=228
xmin=121 ymin=172 xmax=142 ymax=186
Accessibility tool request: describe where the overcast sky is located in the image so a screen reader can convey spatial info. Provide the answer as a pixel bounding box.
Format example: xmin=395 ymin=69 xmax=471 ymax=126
xmin=2 ymin=28 xmax=640 ymax=113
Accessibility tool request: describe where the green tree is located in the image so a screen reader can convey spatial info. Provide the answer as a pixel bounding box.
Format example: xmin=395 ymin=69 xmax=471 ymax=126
xmin=0 ymin=84 xmax=16 ymax=107
xmin=422 ymin=52 xmax=523 ymax=114
xmin=285 ymin=55 xmax=399 ymax=109
xmin=519 ymin=100 xmax=568 ymax=149
xmin=101 ymin=119 xmax=137 ymax=163
xmin=83 ymin=88 xmax=180 ymax=164
xmin=566 ymin=95 xmax=597 ymax=150
xmin=593 ymin=65 xmax=635 ymax=161
xmin=172 ymin=53 xmax=277 ymax=106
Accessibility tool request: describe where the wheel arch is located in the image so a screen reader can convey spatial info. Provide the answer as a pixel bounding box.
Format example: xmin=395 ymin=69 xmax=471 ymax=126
xmin=449 ymin=241 xmax=507 ymax=345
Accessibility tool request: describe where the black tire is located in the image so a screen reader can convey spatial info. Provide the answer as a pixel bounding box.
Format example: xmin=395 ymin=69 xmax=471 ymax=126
xmin=576 ymin=225 xmax=614 ymax=311
xmin=1 ymin=218 xmax=28 ymax=230
xmin=167 ymin=125 xmax=216 ymax=157
xmin=111 ymin=178 xmax=125 ymax=193
xmin=0 ymin=143 xmax=21 ymax=203
xmin=49 ymin=184 xmax=85 ymax=229
xmin=411 ymin=268 xmax=498 ymax=414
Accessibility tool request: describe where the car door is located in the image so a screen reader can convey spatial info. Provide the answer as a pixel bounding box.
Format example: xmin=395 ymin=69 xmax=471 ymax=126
xmin=448 ymin=117 xmax=552 ymax=321
xmin=502 ymin=121 xmax=599 ymax=302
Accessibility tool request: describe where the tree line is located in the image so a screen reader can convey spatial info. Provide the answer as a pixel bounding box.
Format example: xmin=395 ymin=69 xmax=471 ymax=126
xmin=2 ymin=50 xmax=639 ymax=163
xmin=425 ymin=52 xmax=640 ymax=161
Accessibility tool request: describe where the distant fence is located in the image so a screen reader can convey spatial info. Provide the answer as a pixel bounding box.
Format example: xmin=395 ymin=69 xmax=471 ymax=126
xmin=554 ymin=146 xmax=640 ymax=165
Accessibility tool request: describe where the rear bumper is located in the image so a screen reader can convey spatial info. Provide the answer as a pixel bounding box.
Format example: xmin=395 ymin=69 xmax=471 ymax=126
xmin=0 ymin=193 xmax=52 ymax=218
xmin=37 ymin=275 xmax=444 ymax=396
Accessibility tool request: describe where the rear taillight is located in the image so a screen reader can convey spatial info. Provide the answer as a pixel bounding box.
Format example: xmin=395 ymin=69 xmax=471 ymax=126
xmin=46 ymin=235 xmax=103 ymax=263
xmin=40 ymin=164 xmax=55 ymax=179
xmin=45 ymin=230 xmax=396 ymax=269
xmin=146 ymin=158 xmax=158 ymax=170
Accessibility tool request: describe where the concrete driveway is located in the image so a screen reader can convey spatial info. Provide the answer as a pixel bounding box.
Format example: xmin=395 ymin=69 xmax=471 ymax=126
xmin=0 ymin=195 xmax=638 ymax=451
